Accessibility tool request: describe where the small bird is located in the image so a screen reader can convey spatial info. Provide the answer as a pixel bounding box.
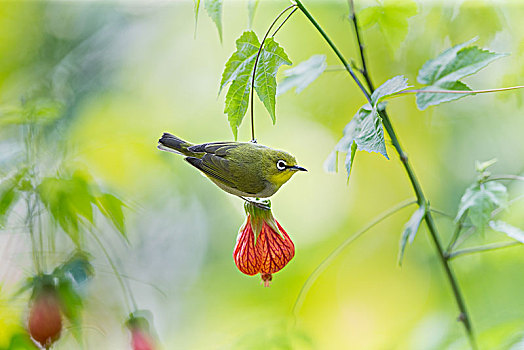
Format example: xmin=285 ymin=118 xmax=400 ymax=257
xmin=157 ymin=133 xmax=306 ymax=199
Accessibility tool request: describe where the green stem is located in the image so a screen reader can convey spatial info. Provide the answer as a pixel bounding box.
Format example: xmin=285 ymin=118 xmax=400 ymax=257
xmin=249 ymin=4 xmax=297 ymax=142
xmin=294 ymin=1 xmax=477 ymax=347
xmin=486 ymin=175 xmax=524 ymax=182
xmin=446 ymin=210 xmax=468 ymax=254
xmin=449 ymin=241 xmax=522 ymax=260
xmin=26 ymin=191 xmax=41 ymax=274
xmin=398 ymin=85 xmax=524 ymax=95
xmin=348 ymin=0 xmax=374 ymax=92
xmin=381 ymin=113 xmax=477 ymax=348
xmin=293 ymin=0 xmax=372 ymax=102
xmin=88 ymin=229 xmax=136 ymax=312
xmin=292 ymin=198 xmax=416 ymax=318
xmin=429 ymin=208 xmax=454 ymax=219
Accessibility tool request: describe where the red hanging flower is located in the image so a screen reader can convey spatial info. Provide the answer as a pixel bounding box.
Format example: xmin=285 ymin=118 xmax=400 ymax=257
xmin=28 ymin=289 xmax=62 ymax=348
xmin=233 ymin=201 xmax=295 ymax=286
xmin=130 ymin=328 xmax=155 ymax=350
xmin=126 ymin=311 xmax=157 ymax=350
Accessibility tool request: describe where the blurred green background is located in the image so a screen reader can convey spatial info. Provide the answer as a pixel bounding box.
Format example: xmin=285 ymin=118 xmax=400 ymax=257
xmin=1 ymin=0 xmax=524 ymax=349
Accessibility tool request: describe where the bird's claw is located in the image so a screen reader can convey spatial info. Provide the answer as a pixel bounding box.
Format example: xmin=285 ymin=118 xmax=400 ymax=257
xmin=240 ymin=197 xmax=271 ymax=210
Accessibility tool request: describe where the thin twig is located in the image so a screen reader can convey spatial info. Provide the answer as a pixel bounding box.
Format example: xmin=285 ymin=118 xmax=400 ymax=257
xmin=348 ymin=0 xmax=374 ymax=91
xmin=486 ymin=175 xmax=524 ymax=182
xmin=397 ymin=86 xmax=524 ymax=95
xmin=293 ymin=0 xmax=372 ymax=102
xmin=449 ymin=241 xmax=522 ymax=260
xmin=292 ymin=198 xmax=416 ymax=318
xmin=430 ymin=208 xmax=454 ymax=219
xmin=272 ymin=7 xmax=298 ymax=38
xmin=446 ymin=210 xmax=468 ymax=254
xmin=249 ymin=4 xmax=297 ymax=142
xmin=95 ymin=267 xmax=167 ymax=299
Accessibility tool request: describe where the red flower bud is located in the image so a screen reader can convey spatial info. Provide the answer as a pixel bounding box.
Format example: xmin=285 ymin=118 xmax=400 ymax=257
xmin=28 ymin=291 xmax=62 ymax=348
xmin=131 ymin=328 xmax=155 ymax=350
xmin=233 ymin=201 xmax=295 ymax=286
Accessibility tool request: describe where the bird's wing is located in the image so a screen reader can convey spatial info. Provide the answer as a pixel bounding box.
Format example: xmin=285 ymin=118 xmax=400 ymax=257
xmin=185 ymin=154 xmax=238 ymax=190
xmin=187 ymin=142 xmax=240 ymax=157
xmin=185 ymin=149 xmax=266 ymax=196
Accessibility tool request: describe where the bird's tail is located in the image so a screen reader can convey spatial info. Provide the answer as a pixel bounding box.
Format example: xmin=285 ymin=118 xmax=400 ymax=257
xmin=157 ymin=133 xmax=194 ymax=156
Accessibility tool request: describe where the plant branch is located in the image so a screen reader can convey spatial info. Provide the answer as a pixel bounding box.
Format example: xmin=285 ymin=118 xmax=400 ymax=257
xmin=249 ymin=4 xmax=297 ymax=142
xmin=294 ymin=1 xmax=477 ymax=347
xmin=430 ymin=208 xmax=454 ymax=219
xmin=272 ymin=7 xmax=298 ymax=38
xmin=380 ymin=112 xmax=477 ymax=348
xmin=397 ymin=85 xmax=524 ymax=95
xmin=292 ymin=198 xmax=416 ymax=318
xmin=449 ymin=241 xmax=522 ymax=260
xmin=348 ymin=0 xmax=374 ymax=92
xmin=293 ymin=0 xmax=372 ymax=102
xmin=446 ymin=209 xmax=468 ymax=254
xmin=487 ymin=175 xmax=524 ymax=182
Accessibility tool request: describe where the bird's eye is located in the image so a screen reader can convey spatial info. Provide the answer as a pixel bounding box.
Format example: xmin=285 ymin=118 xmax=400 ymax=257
xmin=276 ymin=160 xmax=287 ymax=171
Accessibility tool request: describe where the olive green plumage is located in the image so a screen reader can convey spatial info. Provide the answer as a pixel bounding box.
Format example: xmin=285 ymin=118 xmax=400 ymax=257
xmin=158 ymin=133 xmax=306 ymax=198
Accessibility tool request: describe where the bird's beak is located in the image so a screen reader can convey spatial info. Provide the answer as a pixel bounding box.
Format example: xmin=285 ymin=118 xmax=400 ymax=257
xmin=289 ymin=165 xmax=307 ymax=172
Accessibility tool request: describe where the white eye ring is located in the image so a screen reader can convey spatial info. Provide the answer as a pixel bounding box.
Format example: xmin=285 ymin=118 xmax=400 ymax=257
xmin=276 ymin=160 xmax=287 ymax=171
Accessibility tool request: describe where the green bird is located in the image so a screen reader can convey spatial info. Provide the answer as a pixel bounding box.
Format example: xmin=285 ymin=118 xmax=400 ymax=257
xmin=157 ymin=133 xmax=307 ymax=199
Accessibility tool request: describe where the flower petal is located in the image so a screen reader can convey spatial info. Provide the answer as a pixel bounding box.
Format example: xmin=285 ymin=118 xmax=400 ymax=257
xmin=233 ymin=217 xmax=260 ymax=275
xmin=256 ymin=220 xmax=295 ymax=274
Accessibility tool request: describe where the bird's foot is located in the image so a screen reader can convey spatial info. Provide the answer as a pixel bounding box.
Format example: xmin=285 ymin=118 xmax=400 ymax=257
xmin=240 ymin=197 xmax=271 ymax=210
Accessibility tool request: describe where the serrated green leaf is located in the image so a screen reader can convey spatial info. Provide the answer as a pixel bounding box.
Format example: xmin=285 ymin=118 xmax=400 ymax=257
xmin=489 ymin=220 xmax=524 ymax=243
xmin=220 ymin=31 xmax=291 ymax=138
xmin=370 ymin=75 xmax=409 ymax=105
xmin=0 ymin=169 xmax=27 ymax=228
xmin=325 ymin=106 xmax=387 ymax=178
xmin=38 ymin=177 xmax=80 ymax=245
xmin=221 ymin=32 xmax=259 ymax=139
xmin=0 ymin=187 xmax=17 ymax=227
xmin=277 ymin=55 xmax=327 ymax=96
xmin=417 ymin=38 xmax=477 ymax=85
xmin=37 ymin=173 xmax=96 ymax=247
xmin=70 ymin=172 xmax=94 ymax=224
xmin=416 ymin=38 xmax=507 ymax=110
xmin=253 ymin=37 xmax=292 ymax=123
xmin=359 ymin=0 xmax=417 ymax=53
xmin=247 ymin=0 xmax=259 ymax=28
xmin=205 ymin=0 xmax=223 ymax=42
xmin=398 ymin=204 xmax=426 ymax=265
xmin=96 ymin=193 xmax=127 ymax=240
xmin=456 ymin=181 xmax=508 ymax=233
xmin=354 ymin=107 xmax=388 ymax=159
